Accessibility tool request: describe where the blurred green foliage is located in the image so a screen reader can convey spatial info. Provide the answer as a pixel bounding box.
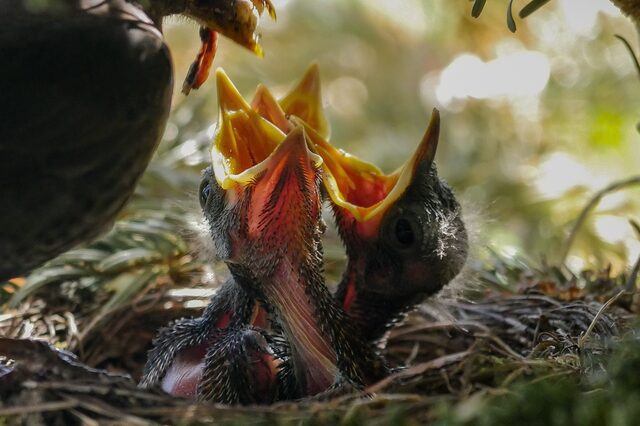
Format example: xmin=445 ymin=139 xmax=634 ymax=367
xmin=151 ymin=0 xmax=639 ymax=274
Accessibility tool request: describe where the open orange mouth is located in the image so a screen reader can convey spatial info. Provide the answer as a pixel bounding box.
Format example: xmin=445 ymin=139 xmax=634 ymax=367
xmin=211 ymin=69 xmax=322 ymax=192
xmin=211 ymin=66 xmax=440 ymax=231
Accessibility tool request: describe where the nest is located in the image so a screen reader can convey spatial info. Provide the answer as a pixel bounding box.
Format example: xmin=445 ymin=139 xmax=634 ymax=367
xmin=1 ymin=256 xmax=635 ymax=424
xmin=1 ymin=211 xmax=637 ymax=423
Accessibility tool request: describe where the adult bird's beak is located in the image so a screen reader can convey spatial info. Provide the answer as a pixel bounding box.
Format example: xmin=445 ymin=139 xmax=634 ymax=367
xmin=184 ymin=0 xmax=276 ymax=57
xmin=181 ymin=0 xmax=277 ymax=94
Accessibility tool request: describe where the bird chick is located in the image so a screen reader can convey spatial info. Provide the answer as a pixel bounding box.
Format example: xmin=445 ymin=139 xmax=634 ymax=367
xmin=139 ymin=278 xmax=285 ymax=404
xmin=204 ymin=70 xmax=387 ymax=396
xmin=250 ymin=65 xmax=469 ymax=342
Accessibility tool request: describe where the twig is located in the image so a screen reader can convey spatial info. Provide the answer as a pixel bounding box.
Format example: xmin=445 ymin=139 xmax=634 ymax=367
xmin=0 ymin=400 xmax=78 ymax=416
xmin=625 ymin=253 xmax=640 ymax=291
xmin=559 ymin=175 xmax=640 ymax=267
xmin=365 ymin=350 xmax=471 ymax=394
xmin=69 ymin=409 xmax=101 ymax=426
xmin=578 ymin=289 xmax=625 ymax=350
xmin=615 ymin=34 xmax=640 ymax=79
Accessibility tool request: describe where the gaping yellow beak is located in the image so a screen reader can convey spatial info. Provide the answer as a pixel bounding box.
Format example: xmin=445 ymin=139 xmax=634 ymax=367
xmin=211 ymin=69 xmax=322 ymax=191
xmin=249 ymin=65 xmax=441 ymax=225
xmin=214 ymin=64 xmax=440 ymax=228
xmin=312 ymin=109 xmax=440 ymax=224
xmin=277 ymin=63 xmax=330 ymax=139
xmin=250 ymin=63 xmax=330 ymax=139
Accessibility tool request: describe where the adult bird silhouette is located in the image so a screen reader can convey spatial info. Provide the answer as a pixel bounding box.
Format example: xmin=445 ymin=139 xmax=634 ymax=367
xmin=0 ymin=0 xmax=274 ymax=281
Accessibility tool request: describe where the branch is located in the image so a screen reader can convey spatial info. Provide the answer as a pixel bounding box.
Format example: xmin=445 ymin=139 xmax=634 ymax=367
xmin=559 ymin=175 xmax=640 ymax=267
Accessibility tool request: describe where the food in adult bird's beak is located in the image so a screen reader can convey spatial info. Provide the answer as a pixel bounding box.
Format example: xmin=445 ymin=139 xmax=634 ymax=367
xmin=182 ymin=27 xmax=218 ymax=95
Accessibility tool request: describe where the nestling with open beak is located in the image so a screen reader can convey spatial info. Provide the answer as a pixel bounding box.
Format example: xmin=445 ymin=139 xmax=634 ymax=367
xmin=203 ymin=71 xmax=388 ymax=395
xmin=251 ymin=65 xmax=469 ymax=342
xmin=141 ymin=72 xmax=297 ymax=404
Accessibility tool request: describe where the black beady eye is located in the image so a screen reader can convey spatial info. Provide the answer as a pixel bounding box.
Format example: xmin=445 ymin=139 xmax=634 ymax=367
xmin=394 ymin=218 xmax=415 ymax=246
xmin=384 ymin=209 xmax=423 ymax=253
xmin=199 ymin=179 xmax=211 ymax=208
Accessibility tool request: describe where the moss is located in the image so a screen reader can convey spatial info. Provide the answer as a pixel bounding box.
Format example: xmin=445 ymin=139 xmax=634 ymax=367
xmin=435 ymin=334 xmax=640 ymax=426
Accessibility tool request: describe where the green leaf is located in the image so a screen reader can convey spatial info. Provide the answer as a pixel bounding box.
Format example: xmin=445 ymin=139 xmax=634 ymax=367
xmin=96 ymin=248 xmax=164 ymax=274
xmin=630 ymin=219 xmax=640 ymax=240
xmin=507 ymin=0 xmax=517 ymax=32
xmin=9 ymin=266 xmax=88 ymax=307
xmin=118 ymin=221 xmax=173 ymax=235
xmin=101 ymin=270 xmax=158 ymax=312
xmin=81 ymin=270 xmax=161 ymax=338
xmin=117 ymin=221 xmax=187 ymax=254
xmin=519 ymin=0 xmax=550 ymax=19
xmin=472 ymin=0 xmax=487 ymax=18
xmin=47 ymin=248 xmax=108 ymax=268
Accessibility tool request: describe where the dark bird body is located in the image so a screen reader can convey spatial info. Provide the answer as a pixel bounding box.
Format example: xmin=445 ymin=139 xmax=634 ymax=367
xmin=0 ymin=0 xmax=273 ymax=281
xmin=0 ymin=0 xmax=172 ymax=280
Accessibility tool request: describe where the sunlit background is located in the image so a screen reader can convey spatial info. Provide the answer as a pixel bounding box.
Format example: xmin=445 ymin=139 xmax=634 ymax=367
xmin=141 ymin=0 xmax=640 ymax=274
